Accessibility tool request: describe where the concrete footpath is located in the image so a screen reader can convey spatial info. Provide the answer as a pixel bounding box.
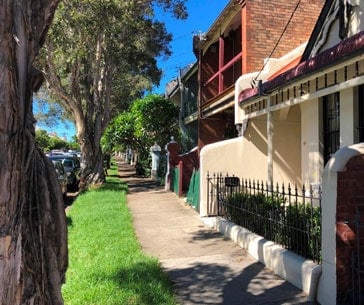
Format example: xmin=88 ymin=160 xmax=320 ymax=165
xmin=118 ymin=160 xmax=317 ymax=305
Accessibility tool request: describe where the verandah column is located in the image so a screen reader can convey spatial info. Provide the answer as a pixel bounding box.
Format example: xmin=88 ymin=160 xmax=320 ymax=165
xmin=267 ymin=95 xmax=273 ymax=185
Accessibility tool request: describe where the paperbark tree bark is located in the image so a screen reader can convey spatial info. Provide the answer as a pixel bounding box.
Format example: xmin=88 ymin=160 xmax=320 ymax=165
xmin=0 ymin=1 xmax=67 ymax=304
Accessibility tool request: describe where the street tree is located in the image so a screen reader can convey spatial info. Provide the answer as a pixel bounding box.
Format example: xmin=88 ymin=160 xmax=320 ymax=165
xmin=35 ymin=129 xmax=66 ymax=152
xmin=104 ymin=94 xmax=179 ymax=160
xmin=40 ymin=0 xmax=187 ymax=186
xmin=0 ymin=1 xmax=67 ymax=304
xmin=35 ymin=129 xmax=76 ymax=152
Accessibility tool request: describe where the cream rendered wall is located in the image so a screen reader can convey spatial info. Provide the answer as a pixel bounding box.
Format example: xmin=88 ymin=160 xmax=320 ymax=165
xmin=272 ymin=105 xmax=302 ymax=186
xmin=301 ymin=99 xmax=321 ymax=186
xmin=242 ymin=115 xmax=269 ymax=181
xmin=200 ymin=109 xmax=304 ymax=215
xmin=200 ymin=116 xmax=268 ymax=216
xmin=340 ymin=88 xmax=355 ymax=147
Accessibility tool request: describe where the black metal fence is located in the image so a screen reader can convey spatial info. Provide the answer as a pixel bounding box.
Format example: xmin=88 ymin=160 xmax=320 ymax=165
xmin=207 ymin=172 xmax=322 ymax=263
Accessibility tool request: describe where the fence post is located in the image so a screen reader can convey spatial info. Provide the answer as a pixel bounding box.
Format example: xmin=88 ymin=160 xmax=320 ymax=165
xmin=150 ymin=143 xmax=161 ymax=180
xmin=178 ymin=161 xmax=183 ymax=197
xmin=164 ymin=137 xmax=180 ymax=191
xmin=206 ymin=172 xmax=210 ymax=213
xmin=216 ymin=173 xmax=220 ymax=216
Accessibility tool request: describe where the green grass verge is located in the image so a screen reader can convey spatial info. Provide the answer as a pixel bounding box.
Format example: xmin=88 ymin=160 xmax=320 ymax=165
xmin=62 ymin=164 xmax=178 ymax=305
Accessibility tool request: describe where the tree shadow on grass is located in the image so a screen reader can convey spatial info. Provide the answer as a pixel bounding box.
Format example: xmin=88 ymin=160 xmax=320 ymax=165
xmin=108 ymin=260 xmax=177 ymax=305
xmin=66 ymin=216 xmax=73 ymax=228
xmin=95 ymin=181 xmax=129 ymax=193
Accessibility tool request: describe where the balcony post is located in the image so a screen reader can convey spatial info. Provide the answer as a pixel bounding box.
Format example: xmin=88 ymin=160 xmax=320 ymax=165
xmin=267 ymin=95 xmax=273 ymax=187
xmin=219 ymin=36 xmax=224 ymax=93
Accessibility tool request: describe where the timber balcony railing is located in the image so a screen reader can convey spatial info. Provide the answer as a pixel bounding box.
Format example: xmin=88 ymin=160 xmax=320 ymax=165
xmin=207 ymin=172 xmax=322 ymax=263
xmin=202 ymin=52 xmax=242 ymax=103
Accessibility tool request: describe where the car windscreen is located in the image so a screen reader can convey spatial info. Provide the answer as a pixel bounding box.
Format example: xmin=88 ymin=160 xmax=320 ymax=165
xmin=62 ymin=160 xmax=74 ymax=168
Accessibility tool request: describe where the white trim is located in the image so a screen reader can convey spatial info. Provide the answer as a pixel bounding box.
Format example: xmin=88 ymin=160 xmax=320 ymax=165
xmin=202 ymin=217 xmax=322 ymax=301
xmin=242 ymin=74 xmax=364 ymax=120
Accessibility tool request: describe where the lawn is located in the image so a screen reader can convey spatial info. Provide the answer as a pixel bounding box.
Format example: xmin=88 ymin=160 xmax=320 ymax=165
xmin=62 ymin=165 xmax=178 ymax=305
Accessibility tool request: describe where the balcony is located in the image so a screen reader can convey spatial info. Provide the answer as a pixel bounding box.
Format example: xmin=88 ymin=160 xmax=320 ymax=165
xmin=201 ymin=32 xmax=242 ymax=107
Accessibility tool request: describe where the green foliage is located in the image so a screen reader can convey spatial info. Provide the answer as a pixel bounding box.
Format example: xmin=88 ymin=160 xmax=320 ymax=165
xmin=103 ymin=94 xmax=179 ymax=159
xmin=37 ymin=0 xmax=187 ymax=184
xmin=63 ymin=165 xmax=178 ymax=305
xmin=35 ymin=129 xmax=68 ymax=152
xmin=35 ymin=129 xmax=79 ymax=152
xmin=131 ymin=94 xmax=179 ymax=143
xmin=41 ymin=0 xmax=188 ymax=114
xmin=224 ymin=191 xmax=321 ymax=262
xmin=68 ymin=135 xmax=81 ymax=151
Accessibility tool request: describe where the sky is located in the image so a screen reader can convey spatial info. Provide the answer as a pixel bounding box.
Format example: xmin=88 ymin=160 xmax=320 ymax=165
xmin=152 ymin=0 xmax=228 ymax=94
xmin=35 ymin=0 xmax=229 ymax=141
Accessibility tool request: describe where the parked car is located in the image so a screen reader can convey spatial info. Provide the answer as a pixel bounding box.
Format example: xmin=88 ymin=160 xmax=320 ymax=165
xmin=48 ymin=155 xmax=81 ymax=192
xmin=51 ymin=160 xmax=68 ymax=199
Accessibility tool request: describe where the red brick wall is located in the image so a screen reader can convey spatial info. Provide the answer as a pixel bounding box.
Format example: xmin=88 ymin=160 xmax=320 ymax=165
xmin=243 ymin=0 xmax=325 ymax=73
xmin=198 ymin=0 xmax=325 ymax=151
xmin=336 ymin=155 xmax=364 ymax=303
xmin=166 ymin=142 xmax=199 ymax=194
xmin=198 ymin=115 xmax=228 ymax=151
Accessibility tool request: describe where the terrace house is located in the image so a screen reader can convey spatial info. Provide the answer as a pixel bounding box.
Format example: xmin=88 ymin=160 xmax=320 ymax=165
xmin=194 ymin=0 xmax=325 ymax=152
xmin=165 ymin=63 xmax=199 ymax=151
xmin=200 ymin=0 xmax=364 ymax=303
xmin=164 ymin=0 xmax=325 ymax=197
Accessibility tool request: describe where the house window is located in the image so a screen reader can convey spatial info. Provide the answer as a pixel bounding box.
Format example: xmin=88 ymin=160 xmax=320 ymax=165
xmin=358 ymin=85 xmax=364 ymax=142
xmin=323 ymin=92 xmax=340 ymax=164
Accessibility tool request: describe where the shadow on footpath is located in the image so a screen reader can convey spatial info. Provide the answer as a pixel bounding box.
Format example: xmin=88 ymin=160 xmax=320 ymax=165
xmin=167 ymin=260 xmax=317 ymax=305
xmin=166 ymin=237 xmax=318 ymax=305
xmin=116 ymin=161 xmax=162 ymax=193
xmin=164 ymin=225 xmax=318 ymax=305
xmin=116 ymin=159 xmax=318 ymax=304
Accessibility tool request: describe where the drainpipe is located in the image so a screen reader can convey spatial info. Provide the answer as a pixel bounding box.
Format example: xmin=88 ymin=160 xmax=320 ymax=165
xmin=198 ymin=46 xmax=203 ymax=119
xmin=197 ymin=42 xmax=203 ymax=153
xmin=178 ymin=68 xmax=188 ymax=139
xmin=265 ymin=84 xmax=273 ymax=186
xmin=257 ymin=79 xmax=273 ymax=184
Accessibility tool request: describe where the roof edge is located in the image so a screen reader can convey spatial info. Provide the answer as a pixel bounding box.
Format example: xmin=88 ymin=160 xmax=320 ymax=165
xmin=239 ymin=30 xmax=364 ymax=104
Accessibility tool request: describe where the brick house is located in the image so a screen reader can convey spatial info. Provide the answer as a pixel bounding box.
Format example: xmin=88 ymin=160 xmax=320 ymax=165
xmin=194 ymin=0 xmax=325 ymax=152
xmin=164 ymin=0 xmax=324 ymax=196
xmin=165 ymin=63 xmax=198 ymax=151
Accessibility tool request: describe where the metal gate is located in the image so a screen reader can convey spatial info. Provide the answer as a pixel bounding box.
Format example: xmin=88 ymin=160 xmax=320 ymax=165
xmin=352 ymin=205 xmax=364 ymax=305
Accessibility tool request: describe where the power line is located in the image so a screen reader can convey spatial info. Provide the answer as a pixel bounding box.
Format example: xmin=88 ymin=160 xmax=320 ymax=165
xmin=168 ymin=51 xmax=192 ymax=59
xmin=171 ymin=31 xmax=194 ymax=41
xmin=253 ymin=0 xmax=302 ymax=84
xmin=161 ymin=60 xmax=195 ymax=71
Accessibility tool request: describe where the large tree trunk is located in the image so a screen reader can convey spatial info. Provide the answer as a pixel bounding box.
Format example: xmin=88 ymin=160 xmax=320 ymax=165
xmin=80 ymin=139 xmax=105 ymax=186
xmin=76 ymin=120 xmax=105 ymax=188
xmin=0 ymin=1 xmax=67 ymax=304
xmin=43 ymin=35 xmax=109 ymax=188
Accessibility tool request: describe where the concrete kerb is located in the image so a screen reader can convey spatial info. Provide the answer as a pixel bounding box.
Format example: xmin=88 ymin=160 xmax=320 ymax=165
xmin=201 ymin=216 xmax=322 ymax=301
